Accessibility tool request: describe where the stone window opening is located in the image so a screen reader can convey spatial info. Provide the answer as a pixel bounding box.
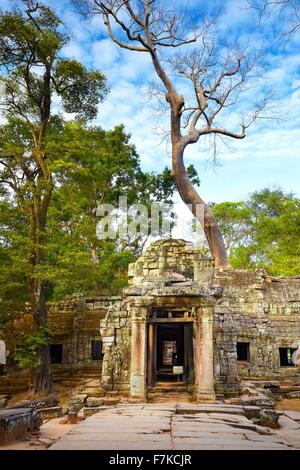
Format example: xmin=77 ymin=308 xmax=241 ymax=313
xmin=279 ymin=347 xmax=296 ymax=367
xmin=91 ymin=340 xmax=103 ymax=361
xmin=237 ymin=342 xmax=250 ymax=362
xmin=50 ymin=344 xmax=63 ymax=364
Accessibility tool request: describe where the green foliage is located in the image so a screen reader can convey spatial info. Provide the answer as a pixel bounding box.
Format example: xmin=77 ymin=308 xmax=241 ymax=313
xmin=53 ymin=60 xmax=107 ymax=119
xmin=0 ymin=0 xmax=107 ymax=328
xmin=43 ymin=121 xmax=177 ymax=298
xmin=14 ymin=326 xmax=51 ymax=370
xmin=212 ymin=188 xmax=300 ymax=275
xmin=0 ymin=119 xmax=179 ymax=301
xmin=0 ymin=3 xmax=107 ymax=121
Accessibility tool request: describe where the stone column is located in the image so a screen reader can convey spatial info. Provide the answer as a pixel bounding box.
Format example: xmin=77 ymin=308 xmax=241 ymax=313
xmin=130 ymin=307 xmax=147 ymax=401
xmin=194 ymin=306 xmax=215 ymax=402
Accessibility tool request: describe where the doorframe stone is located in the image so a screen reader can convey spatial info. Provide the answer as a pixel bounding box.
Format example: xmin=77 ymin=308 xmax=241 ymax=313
xmin=129 ymin=297 xmax=216 ymax=403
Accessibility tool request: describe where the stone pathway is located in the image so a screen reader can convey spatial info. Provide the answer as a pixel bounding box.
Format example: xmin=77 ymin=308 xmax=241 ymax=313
xmin=49 ymin=404 xmax=298 ymax=450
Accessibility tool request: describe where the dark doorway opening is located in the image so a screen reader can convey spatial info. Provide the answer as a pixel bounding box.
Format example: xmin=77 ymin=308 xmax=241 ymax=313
xmin=91 ymin=340 xmax=103 ymax=360
xmin=157 ymin=324 xmax=184 ymax=381
xmin=147 ymin=321 xmax=194 ymax=386
xmin=50 ymin=344 xmax=63 ymax=364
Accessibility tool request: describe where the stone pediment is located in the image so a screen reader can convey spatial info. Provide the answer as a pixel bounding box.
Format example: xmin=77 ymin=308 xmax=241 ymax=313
xmin=128 ymin=238 xmax=215 ymax=288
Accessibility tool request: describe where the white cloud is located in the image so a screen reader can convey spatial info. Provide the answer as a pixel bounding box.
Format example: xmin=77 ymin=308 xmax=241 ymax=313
xmin=7 ymin=0 xmax=298 ymax=208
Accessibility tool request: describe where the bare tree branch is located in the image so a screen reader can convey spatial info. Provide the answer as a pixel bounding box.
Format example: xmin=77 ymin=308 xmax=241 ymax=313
xmin=74 ymin=0 xmax=276 ymax=269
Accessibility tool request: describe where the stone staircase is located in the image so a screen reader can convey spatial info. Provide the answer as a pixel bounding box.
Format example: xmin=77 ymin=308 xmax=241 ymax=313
xmin=0 ymin=375 xmax=32 ymax=395
xmin=147 ymin=382 xmax=193 ymax=403
xmin=0 ymin=367 xmax=102 ymax=396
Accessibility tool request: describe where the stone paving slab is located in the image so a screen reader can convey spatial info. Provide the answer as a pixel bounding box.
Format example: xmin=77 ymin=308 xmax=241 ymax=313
xmin=176 ymin=404 xmax=245 ymax=415
xmin=283 ymin=410 xmax=300 ymax=422
xmin=48 ymin=404 xmax=295 ymax=450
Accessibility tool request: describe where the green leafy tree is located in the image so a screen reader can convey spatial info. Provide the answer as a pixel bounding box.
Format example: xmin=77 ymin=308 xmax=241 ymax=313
xmin=212 ymin=188 xmax=300 ymax=275
xmin=44 ymin=121 xmax=189 ymax=297
xmin=14 ymin=326 xmax=51 ymax=390
xmin=0 ymin=118 xmax=190 ymax=302
xmin=211 ymin=201 xmax=253 ymax=255
xmin=0 ymin=1 xmax=107 ymax=393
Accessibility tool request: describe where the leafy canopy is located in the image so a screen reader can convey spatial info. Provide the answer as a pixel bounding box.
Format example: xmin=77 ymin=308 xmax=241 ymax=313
xmin=212 ymin=188 xmax=300 ymax=275
xmin=0 ymin=2 xmax=107 ymax=122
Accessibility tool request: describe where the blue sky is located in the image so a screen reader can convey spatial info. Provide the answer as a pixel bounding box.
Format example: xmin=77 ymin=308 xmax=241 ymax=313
xmin=2 ymin=0 xmax=300 ymax=209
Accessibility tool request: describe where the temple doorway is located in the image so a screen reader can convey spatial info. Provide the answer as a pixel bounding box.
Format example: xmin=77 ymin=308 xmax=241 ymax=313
xmin=147 ymin=311 xmax=194 ymax=387
xmin=157 ymin=324 xmax=184 ymax=381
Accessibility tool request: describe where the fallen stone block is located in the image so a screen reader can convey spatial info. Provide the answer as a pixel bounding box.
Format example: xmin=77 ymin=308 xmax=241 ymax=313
xmin=223 ymin=398 xmax=243 ymax=405
xmin=84 ymin=388 xmax=105 ymax=397
xmin=241 ymin=396 xmax=274 ymax=408
xmin=61 ymin=404 xmax=69 ymax=415
xmin=36 ymin=406 xmax=62 ymax=420
xmin=9 ymin=395 xmax=59 ymax=410
xmin=69 ymin=394 xmax=88 ymax=412
xmin=0 ymin=408 xmax=41 ymax=444
xmin=243 ymin=406 xmax=261 ymax=420
xmin=250 ymin=381 xmax=280 ymax=389
xmin=259 ymin=409 xmax=280 ymax=429
xmin=86 ymin=397 xmax=104 ymax=407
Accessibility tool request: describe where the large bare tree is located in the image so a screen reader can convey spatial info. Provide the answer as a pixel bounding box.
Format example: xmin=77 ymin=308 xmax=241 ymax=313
xmin=74 ymin=0 xmax=269 ymax=269
xmin=250 ymin=0 xmax=300 ymax=38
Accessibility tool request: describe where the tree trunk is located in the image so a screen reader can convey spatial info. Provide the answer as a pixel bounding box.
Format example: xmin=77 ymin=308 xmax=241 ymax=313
xmin=172 ymin=145 xmax=229 ymax=268
xmin=33 ymin=279 xmax=52 ymax=394
xmin=35 ymin=341 xmax=51 ymax=394
xmin=28 ymin=200 xmax=52 ymax=395
xmin=169 ymin=102 xmax=230 ymax=269
xmin=91 ymin=244 xmax=97 ymax=264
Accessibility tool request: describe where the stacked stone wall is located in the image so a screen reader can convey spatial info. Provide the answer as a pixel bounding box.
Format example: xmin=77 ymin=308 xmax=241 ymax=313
xmin=213 ymin=270 xmax=300 ymax=393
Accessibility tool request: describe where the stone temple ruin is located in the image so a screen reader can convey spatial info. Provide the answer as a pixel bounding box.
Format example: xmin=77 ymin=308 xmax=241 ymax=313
xmin=98 ymin=238 xmax=300 ymax=401
xmin=30 ymin=238 xmax=300 ymax=403
xmin=2 ymin=238 xmax=300 ymax=403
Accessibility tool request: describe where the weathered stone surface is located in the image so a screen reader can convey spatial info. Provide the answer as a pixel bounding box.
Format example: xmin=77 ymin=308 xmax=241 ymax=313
xmin=49 ymin=404 xmax=291 ymax=450
xmin=243 ymin=405 xmax=261 ymax=420
xmin=259 ymin=409 xmax=280 ymax=428
xmin=278 ymin=415 xmax=300 ymax=430
xmin=69 ymin=394 xmax=87 ymax=412
xmin=36 ymin=407 xmax=62 ymax=420
xmin=82 ymin=407 xmax=102 ymax=418
xmin=0 ymin=408 xmax=41 ymax=443
xmin=176 ymin=404 xmax=244 ymax=415
xmin=86 ymin=397 xmax=104 ymax=407
xmin=283 ymin=410 xmax=300 ymax=422
xmin=9 ymin=395 xmax=59 ymax=410
xmin=36 ymin=437 xmax=56 ymax=448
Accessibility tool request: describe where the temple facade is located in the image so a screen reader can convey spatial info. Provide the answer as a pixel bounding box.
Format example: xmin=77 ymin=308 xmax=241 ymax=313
xmin=96 ymin=239 xmax=300 ymax=401
xmin=3 ymin=239 xmax=300 ymax=401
